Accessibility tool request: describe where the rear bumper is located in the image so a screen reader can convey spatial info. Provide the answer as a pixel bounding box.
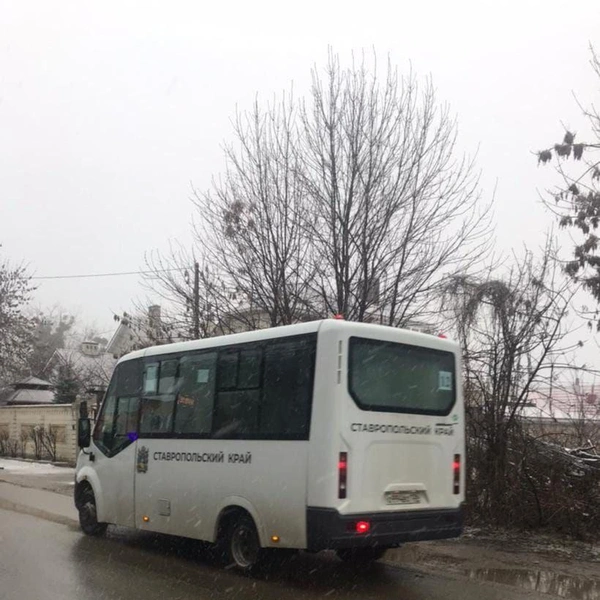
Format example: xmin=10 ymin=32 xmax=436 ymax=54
xmin=306 ymin=506 xmax=463 ymax=551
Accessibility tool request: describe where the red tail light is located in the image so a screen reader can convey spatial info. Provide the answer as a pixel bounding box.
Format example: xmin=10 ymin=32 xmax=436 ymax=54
xmin=355 ymin=520 xmax=370 ymax=534
xmin=453 ymin=454 xmax=461 ymax=494
xmin=338 ymin=452 xmax=348 ymax=499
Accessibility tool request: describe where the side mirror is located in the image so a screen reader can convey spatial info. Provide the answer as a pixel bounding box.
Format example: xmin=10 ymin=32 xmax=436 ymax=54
xmin=78 ymin=418 xmax=91 ymax=449
xmin=79 ymin=400 xmax=88 ymax=419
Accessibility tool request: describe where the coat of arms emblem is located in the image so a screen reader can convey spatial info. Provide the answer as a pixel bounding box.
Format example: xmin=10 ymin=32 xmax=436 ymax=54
xmin=137 ymin=445 xmax=149 ymax=473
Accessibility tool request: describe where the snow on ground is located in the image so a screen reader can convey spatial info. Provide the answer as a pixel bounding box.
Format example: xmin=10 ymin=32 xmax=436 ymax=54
xmin=0 ymin=458 xmax=73 ymax=475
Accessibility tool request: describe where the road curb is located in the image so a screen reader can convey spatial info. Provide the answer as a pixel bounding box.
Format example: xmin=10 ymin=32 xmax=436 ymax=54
xmin=0 ymin=474 xmax=74 ymax=497
xmin=0 ymin=457 xmax=73 ymax=468
xmin=0 ymin=495 xmax=78 ymax=528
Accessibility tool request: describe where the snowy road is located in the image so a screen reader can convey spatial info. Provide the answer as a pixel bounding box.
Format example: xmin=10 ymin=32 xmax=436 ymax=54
xmin=0 ymin=506 xmax=570 ymax=600
xmin=0 ymin=461 xmax=596 ymax=599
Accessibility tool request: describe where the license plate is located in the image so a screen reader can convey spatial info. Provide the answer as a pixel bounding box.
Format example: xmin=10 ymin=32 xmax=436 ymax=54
xmin=385 ymin=491 xmax=421 ymax=505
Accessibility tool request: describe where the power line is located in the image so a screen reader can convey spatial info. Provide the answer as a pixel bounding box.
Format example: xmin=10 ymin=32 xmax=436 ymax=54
xmin=31 ymin=267 xmax=186 ymax=281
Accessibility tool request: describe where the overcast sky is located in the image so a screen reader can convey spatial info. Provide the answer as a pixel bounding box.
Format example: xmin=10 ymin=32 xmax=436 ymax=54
xmin=1 ymin=0 xmax=599 ymax=361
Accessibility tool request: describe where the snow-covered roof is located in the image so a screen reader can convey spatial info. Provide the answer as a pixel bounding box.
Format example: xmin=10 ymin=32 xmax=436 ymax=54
xmin=49 ymin=347 xmax=117 ymax=390
xmin=520 ymin=388 xmax=600 ymax=423
xmin=5 ymin=387 xmax=55 ymax=405
xmin=0 ymin=376 xmax=54 ymax=405
xmin=106 ymin=321 xmax=137 ymax=357
xmin=518 ymin=402 xmax=573 ymax=422
xmin=14 ymin=376 xmax=53 ymax=389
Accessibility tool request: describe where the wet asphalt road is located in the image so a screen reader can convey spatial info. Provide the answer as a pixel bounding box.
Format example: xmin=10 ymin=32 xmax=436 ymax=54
xmin=0 ymin=507 xmax=560 ymax=600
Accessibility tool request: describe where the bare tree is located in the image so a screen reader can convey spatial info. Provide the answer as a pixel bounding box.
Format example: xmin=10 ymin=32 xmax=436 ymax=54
xmin=301 ymin=53 xmax=491 ymax=324
xmin=0 ymin=429 xmax=9 ymax=456
xmin=41 ymin=426 xmax=58 ymax=462
xmin=6 ymin=438 xmax=19 ymax=458
xmin=19 ymin=430 xmax=28 ymax=458
xmin=28 ymin=424 xmax=58 ymax=461
xmin=30 ymin=425 xmax=44 ymax=460
xmin=443 ymin=239 xmax=579 ymax=523
xmin=140 ymin=244 xmax=220 ymax=340
xmin=0 ymin=250 xmax=35 ymax=386
xmin=147 ymin=52 xmax=490 ymax=334
xmin=193 ymin=93 xmax=317 ymax=330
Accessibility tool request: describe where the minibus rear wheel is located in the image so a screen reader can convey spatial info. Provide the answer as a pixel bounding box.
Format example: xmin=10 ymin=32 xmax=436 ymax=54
xmin=226 ymin=513 xmax=264 ymax=572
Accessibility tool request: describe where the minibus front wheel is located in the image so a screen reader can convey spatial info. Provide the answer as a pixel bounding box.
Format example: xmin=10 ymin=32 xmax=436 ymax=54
xmin=75 ymin=483 xmax=107 ymax=537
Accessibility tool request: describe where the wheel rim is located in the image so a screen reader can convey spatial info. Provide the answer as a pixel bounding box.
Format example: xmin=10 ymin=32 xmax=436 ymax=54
xmin=80 ymin=496 xmax=98 ymax=530
xmin=231 ymin=523 xmax=259 ymax=568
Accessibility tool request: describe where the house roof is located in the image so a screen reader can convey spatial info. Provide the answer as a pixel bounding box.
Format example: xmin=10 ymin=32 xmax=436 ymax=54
xmin=518 ymin=401 xmax=573 ymax=422
xmin=5 ymin=387 xmax=55 ymax=405
xmin=14 ymin=376 xmax=53 ymax=390
xmin=106 ymin=321 xmax=137 ymax=357
xmin=522 ymin=388 xmax=600 ymax=422
xmin=48 ymin=347 xmax=117 ymax=391
xmin=0 ymin=376 xmax=54 ymax=405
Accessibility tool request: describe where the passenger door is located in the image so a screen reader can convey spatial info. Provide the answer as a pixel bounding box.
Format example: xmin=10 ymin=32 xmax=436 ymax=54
xmin=89 ymin=359 xmax=141 ymax=527
xmin=134 ymin=355 xmax=188 ymax=536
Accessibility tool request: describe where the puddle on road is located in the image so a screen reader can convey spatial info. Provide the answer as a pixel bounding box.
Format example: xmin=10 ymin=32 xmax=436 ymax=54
xmin=467 ymin=568 xmax=600 ymax=600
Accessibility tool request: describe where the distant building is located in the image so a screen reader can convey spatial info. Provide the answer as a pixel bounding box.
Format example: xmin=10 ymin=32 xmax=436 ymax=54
xmin=45 ymin=341 xmax=117 ymax=410
xmin=106 ymin=305 xmax=165 ymax=358
xmin=519 ymin=385 xmax=600 ymax=445
xmin=106 ymin=300 xmax=436 ymax=357
xmin=106 ymin=317 xmax=138 ymax=358
xmin=2 ymin=376 xmax=55 ymax=406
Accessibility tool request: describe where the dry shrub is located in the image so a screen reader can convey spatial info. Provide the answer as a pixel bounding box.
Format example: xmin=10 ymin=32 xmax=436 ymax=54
xmin=466 ymin=423 xmax=600 ymax=539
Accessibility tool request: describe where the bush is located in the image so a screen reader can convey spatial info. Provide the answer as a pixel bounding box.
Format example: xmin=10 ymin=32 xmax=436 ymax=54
xmin=466 ymin=424 xmax=600 ymax=539
xmin=0 ymin=425 xmax=58 ymax=462
xmin=0 ymin=430 xmax=8 ymax=456
xmin=29 ymin=424 xmax=58 ymax=462
xmin=6 ymin=438 xmax=19 ymax=458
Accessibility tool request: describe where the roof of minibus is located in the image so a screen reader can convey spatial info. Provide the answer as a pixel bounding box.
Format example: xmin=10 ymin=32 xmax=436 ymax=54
xmin=117 ymin=319 xmax=458 ymax=365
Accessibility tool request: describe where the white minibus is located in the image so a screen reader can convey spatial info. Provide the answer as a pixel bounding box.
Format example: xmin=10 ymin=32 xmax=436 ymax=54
xmin=75 ymin=319 xmax=464 ymax=569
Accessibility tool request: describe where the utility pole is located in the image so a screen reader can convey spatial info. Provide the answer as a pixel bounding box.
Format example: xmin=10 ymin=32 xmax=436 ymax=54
xmin=193 ymin=261 xmax=200 ymax=339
